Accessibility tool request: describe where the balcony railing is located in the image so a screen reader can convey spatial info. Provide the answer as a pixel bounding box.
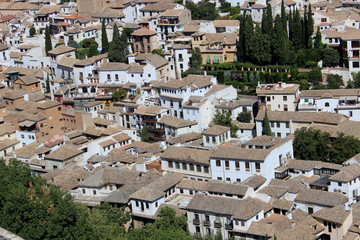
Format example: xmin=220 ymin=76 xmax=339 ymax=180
xmin=203 ymin=220 xmax=210 ymax=226
xmin=214 ymin=221 xmax=222 ymax=228
xmin=193 ymin=218 xmax=200 ymax=225
xmin=225 ymin=222 xmax=233 ymax=230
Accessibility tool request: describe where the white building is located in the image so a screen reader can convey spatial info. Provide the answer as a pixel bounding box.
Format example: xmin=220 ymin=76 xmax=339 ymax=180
xmin=210 ymin=136 xmax=293 ymax=183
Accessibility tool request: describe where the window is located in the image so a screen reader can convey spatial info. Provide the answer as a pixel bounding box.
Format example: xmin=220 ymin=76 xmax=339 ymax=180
xmin=245 ymin=162 xmax=250 ymax=171
xmin=93 ymin=190 xmax=97 ymax=195
xmin=308 ymin=207 xmax=313 ymax=214
xmin=267 ymin=96 xmax=271 ymax=101
xmin=277 ymin=133 xmax=281 ymax=137
xmin=271 ymin=122 xmax=274 ymax=128
xmin=286 ymin=122 xmax=289 ymax=128
xmin=216 ymin=160 xmax=221 ymax=167
xmin=325 ymin=102 xmax=330 ymax=107
xmin=82 ymin=189 xmax=85 ymax=194
xmin=196 ymin=165 xmax=201 ymax=172
xmin=235 ymin=161 xmax=240 ymax=171
xmin=283 ymin=96 xmax=287 ymax=101
xmin=350 ymin=111 xmax=353 ymax=117
xmin=225 ymin=161 xmax=230 ymax=170
xmin=338 ymin=182 xmax=342 ymax=187
xmin=146 ymin=203 xmax=149 ymax=209
xmin=255 ymin=163 xmax=261 ymax=172
xmin=182 ymin=163 xmax=187 ymax=170
xmin=226 ymin=177 xmax=231 ymax=182
xmin=217 ymin=177 xmax=222 ymax=180
xmin=175 ymin=162 xmax=180 ymax=169
xmin=204 ymin=166 xmax=209 ymax=173
xmin=276 ymin=123 xmax=280 ymax=128
xmin=189 ymin=164 xmax=194 ymax=171
xmin=180 ymin=189 xmax=184 ymax=194
xmin=21 ymin=134 xmax=24 ymax=139
xmin=107 ymin=74 xmax=111 ymax=80
xmin=241 ymin=221 xmax=245 ymax=226
xmin=168 ymin=161 xmax=173 ymax=168
xmin=136 ymin=201 xmax=139 ymax=207
xmin=115 ymin=74 xmax=119 ymax=81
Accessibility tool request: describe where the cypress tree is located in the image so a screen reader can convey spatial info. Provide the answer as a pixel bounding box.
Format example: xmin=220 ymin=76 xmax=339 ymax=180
xmin=45 ymin=75 xmax=50 ymax=93
xmin=262 ymin=3 xmax=273 ymax=36
xmin=307 ymin=4 xmax=314 ymax=46
xmin=281 ymin=0 xmax=287 ymax=37
xmin=244 ymin=14 xmax=254 ymax=61
xmin=293 ymin=9 xmax=303 ymax=50
xmin=101 ymin=20 xmax=109 ymax=53
xmin=108 ymin=24 xmax=128 ymax=63
xmin=272 ymin=15 xmax=285 ymax=64
xmin=45 ymin=25 xmax=52 ymax=56
xmin=314 ymin=26 xmax=324 ymax=49
xmin=263 ymin=111 xmax=272 ymax=136
xmin=288 ymin=9 xmax=293 ymax=41
xmin=237 ymin=13 xmax=246 ymax=62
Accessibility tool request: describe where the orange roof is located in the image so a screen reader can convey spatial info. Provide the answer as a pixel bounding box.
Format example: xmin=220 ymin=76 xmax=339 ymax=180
xmin=0 ymin=15 xmax=14 ymax=22
xmin=64 ymin=14 xmax=85 ymax=20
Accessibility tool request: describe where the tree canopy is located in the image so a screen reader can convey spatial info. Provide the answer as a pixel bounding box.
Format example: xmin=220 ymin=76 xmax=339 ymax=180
xmin=101 ymin=20 xmax=109 ymax=54
xmin=237 ymin=110 xmax=252 ymax=123
xmin=213 ymin=110 xmax=238 ymax=137
xmin=185 ymin=1 xmax=218 ymax=20
xmin=45 ymin=25 xmax=52 ymax=56
xmin=294 ymin=127 xmax=360 ymax=164
xmin=263 ymin=111 xmax=272 ymax=136
xmin=108 ymin=24 xmax=129 ymax=63
xmin=141 ymin=124 xmax=150 ymax=142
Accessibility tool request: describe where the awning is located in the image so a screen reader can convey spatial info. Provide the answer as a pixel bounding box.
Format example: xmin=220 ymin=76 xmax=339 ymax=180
xmin=19 ymin=120 xmax=36 ymax=127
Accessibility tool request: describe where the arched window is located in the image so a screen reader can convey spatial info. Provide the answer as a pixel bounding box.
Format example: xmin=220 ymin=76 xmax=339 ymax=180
xmin=325 ymin=102 xmax=330 ymax=107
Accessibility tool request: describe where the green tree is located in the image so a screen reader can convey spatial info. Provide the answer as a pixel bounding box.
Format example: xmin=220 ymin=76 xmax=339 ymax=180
xmin=272 ymin=14 xmax=288 ymax=65
xmin=185 ymin=1 xmax=218 ymax=20
xmin=330 ymin=133 xmax=360 ymax=164
xmin=307 ymin=4 xmax=314 ymax=44
xmin=109 ymin=23 xmax=128 ymax=63
xmin=293 ymin=127 xmax=331 ymax=161
xmin=262 ymin=3 xmax=273 ymax=36
xmin=45 ymin=25 xmax=52 ymax=56
xmin=213 ymin=110 xmax=238 ymax=137
xmin=237 ymin=13 xmax=246 ymax=62
xmin=101 ymin=20 xmax=109 ymax=53
xmin=126 ymin=206 xmax=192 ymax=240
xmin=249 ymin=26 xmax=271 ymax=65
xmin=89 ymin=202 xmax=131 ymax=239
xmin=314 ymin=27 xmax=324 ymax=49
xmin=191 ymin=47 xmax=202 ymax=67
xmin=88 ymin=42 xmax=99 ymax=57
xmin=352 ymin=72 xmax=360 ymax=88
xmin=67 ymin=40 xmax=79 ymax=48
xmin=293 ymin=9 xmax=304 ymax=50
xmin=152 ymin=48 xmax=165 ymax=57
xmin=112 ymin=88 xmax=127 ymax=101
xmin=281 ymin=0 xmax=287 ymax=37
xmin=326 ymin=74 xmax=343 ymax=89
xmin=45 ymin=75 xmax=50 ymax=93
xmin=322 ymin=47 xmax=340 ymax=67
xmin=29 ymin=27 xmax=36 ymax=37
xmin=237 ymin=110 xmax=252 ymax=123
xmin=141 ymin=124 xmax=150 ymax=142
xmin=263 ymin=110 xmax=272 ymax=136
xmin=244 ymin=14 xmax=254 ymax=61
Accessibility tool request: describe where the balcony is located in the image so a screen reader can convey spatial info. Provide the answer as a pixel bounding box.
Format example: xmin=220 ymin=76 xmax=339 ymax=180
xmin=214 ymin=221 xmax=222 ymax=228
xmin=142 ymin=117 xmax=156 ymax=122
xmin=158 ymin=19 xmax=179 ymax=25
xmin=203 ymin=220 xmax=210 ymax=226
xmin=193 ymin=219 xmax=200 ymax=225
xmin=225 ymin=222 xmax=233 ymax=230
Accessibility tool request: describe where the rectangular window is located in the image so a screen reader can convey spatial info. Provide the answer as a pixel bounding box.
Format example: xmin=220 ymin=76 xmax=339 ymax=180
xmin=235 ymin=161 xmax=240 ymax=171
xmin=245 ymin=162 xmax=250 ymax=171
xmin=225 ymin=161 xmax=230 ymax=170
xmin=189 ymin=164 xmax=194 ymax=171
xmin=115 ymin=74 xmax=119 ymax=81
xmin=267 ymin=96 xmax=271 ymax=101
xmin=196 ymin=165 xmax=201 ymax=172
xmin=216 ymin=160 xmax=221 ymax=167
xmin=204 ymin=166 xmax=209 ymax=173
xmin=286 ymin=122 xmax=289 ymax=128
xmin=182 ymin=163 xmax=187 ymax=170
xmin=146 ymin=203 xmax=149 ymax=209
xmin=271 ymin=122 xmax=274 ymax=128
xmin=175 ymin=162 xmax=180 ymax=169
xmin=276 ymin=123 xmax=280 ymax=128
xmin=168 ymin=161 xmax=173 ymax=168
xmin=255 ymin=163 xmax=261 ymax=172
xmin=107 ymin=74 xmax=111 ymax=80
xmin=308 ymin=207 xmax=313 ymax=214
xmin=283 ymin=96 xmax=287 ymax=101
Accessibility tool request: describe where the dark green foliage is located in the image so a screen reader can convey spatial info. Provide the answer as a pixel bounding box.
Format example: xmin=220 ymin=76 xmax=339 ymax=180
xmin=67 ymin=40 xmax=80 ymax=48
xmin=272 ymin=14 xmax=289 ymax=65
xmin=263 ymin=110 xmax=272 ymax=136
xmin=191 ymin=47 xmax=202 ymax=67
xmin=45 ymin=75 xmax=50 ymax=93
xmin=0 ymin=159 xmax=130 ymax=240
xmin=141 ymin=124 xmax=150 ymax=142
xmin=326 ymin=74 xmax=343 ymax=89
xmin=112 ymin=88 xmax=127 ymax=101
xmin=152 ymin=48 xmax=165 ymax=57
xmin=296 ymin=48 xmax=321 ymax=67
xmin=281 ymin=0 xmax=287 ymax=37
xmin=237 ymin=109 xmax=252 ymax=123
xmin=352 ymin=72 xmax=360 ymax=88
xmin=307 ymin=4 xmax=314 ymax=44
xmin=109 ymin=24 xmax=129 ymax=63
xmin=88 ymin=42 xmax=99 ymax=57
xmin=126 ymin=206 xmax=192 ymax=240
xmin=101 ymin=20 xmax=109 ymax=53
xmin=219 ymin=2 xmax=231 ymax=12
xmin=54 ymin=42 xmax=64 ymax=48
xmin=321 ymin=47 xmax=340 ymax=67
xmin=294 ymin=128 xmax=360 ymax=163
xmin=314 ymin=27 xmax=324 ymax=49
xmin=213 ymin=111 xmax=238 ymax=137
xmin=29 ymin=27 xmax=36 ymax=37
xmin=45 ymin=25 xmax=52 ymax=56
xmin=261 ymin=3 xmax=273 ymax=36
xmin=75 ymin=48 xmax=88 ymax=60
xmin=249 ymin=26 xmax=271 ymax=65
xmin=185 ymin=1 xmax=218 ymax=20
